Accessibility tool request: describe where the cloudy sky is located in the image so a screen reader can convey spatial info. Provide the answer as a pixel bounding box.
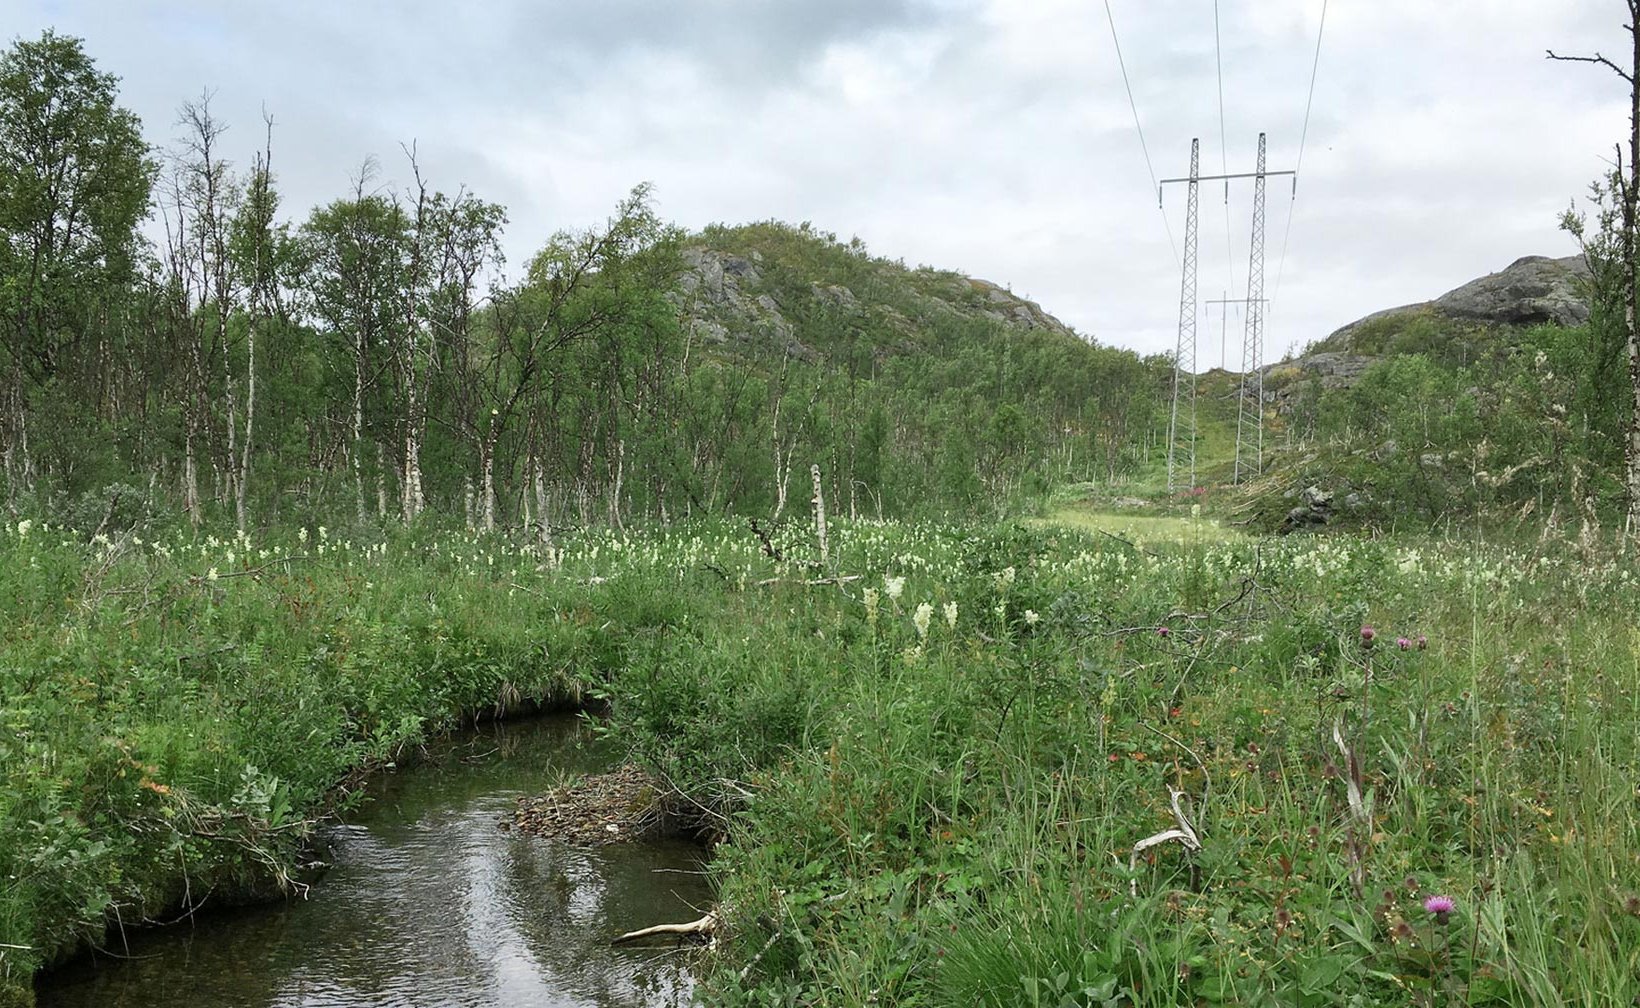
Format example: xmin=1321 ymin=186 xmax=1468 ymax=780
xmin=10 ymin=1 xmax=1630 ymax=364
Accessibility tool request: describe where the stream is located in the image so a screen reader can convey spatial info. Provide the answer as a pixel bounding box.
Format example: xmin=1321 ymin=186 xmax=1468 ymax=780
xmin=36 ymin=715 xmax=713 ymax=1007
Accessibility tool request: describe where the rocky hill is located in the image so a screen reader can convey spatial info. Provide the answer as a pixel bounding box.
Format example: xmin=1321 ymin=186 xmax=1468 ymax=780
xmin=1238 ymin=252 xmax=1616 ymax=532
xmin=1268 ymin=254 xmax=1592 ymax=394
xmin=674 ymin=221 xmax=1084 ymax=367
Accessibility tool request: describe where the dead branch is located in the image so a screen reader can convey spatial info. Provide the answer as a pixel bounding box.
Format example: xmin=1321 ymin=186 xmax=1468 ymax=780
xmin=747 ymin=517 xmax=783 ymax=561
xmin=1546 ymin=49 xmax=1635 ymax=84
xmin=612 ymin=910 xmax=719 ymax=945
xmin=754 ymin=574 xmax=863 ymax=587
xmin=1331 ymin=719 xmax=1368 ymax=824
xmin=1140 ymin=722 xmax=1213 ymax=821
xmin=191 ymin=554 xmax=313 ymax=583
xmin=1127 ymin=787 xmax=1201 ymax=895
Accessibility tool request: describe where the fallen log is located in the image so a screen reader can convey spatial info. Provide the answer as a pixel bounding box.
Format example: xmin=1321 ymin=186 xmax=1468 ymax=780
xmin=612 ymin=910 xmax=719 ymax=945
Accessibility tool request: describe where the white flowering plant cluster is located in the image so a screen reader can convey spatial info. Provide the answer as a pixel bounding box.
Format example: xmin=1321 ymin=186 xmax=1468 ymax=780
xmin=5 ymin=512 xmax=1640 ymax=1002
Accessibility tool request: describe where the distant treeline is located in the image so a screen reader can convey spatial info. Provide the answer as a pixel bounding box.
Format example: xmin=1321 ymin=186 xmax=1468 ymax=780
xmin=0 ymin=32 xmax=1171 ymax=533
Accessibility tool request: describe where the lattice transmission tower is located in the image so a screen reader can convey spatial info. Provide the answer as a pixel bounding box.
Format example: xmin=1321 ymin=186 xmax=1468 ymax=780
xmin=1161 ymin=134 xmax=1293 ymax=492
xmin=1234 ymin=132 xmax=1269 ymax=484
xmin=1163 ymin=139 xmax=1200 ymax=494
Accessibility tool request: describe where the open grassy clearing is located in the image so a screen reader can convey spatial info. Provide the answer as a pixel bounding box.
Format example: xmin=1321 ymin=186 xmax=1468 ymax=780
xmin=3 ymin=516 xmax=1639 ymax=1006
xmin=1035 ymin=507 xmax=1247 ymax=546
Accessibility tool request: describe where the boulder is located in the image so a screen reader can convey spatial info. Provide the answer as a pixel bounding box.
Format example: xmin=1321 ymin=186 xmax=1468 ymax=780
xmin=1281 ymin=485 xmax=1334 ymax=532
xmin=1320 ymin=254 xmax=1590 ymax=354
xmin=1432 ymin=255 xmax=1590 ymax=328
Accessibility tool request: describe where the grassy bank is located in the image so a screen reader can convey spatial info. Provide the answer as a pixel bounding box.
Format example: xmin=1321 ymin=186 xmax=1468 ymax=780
xmin=5 ymin=515 xmax=1639 ymax=1005
xmin=0 ymin=518 xmax=768 ymax=1003
xmin=598 ymin=518 xmax=1640 ymax=1005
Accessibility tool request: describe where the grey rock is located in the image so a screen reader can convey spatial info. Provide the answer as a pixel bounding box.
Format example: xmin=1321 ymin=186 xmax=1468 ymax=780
xmin=966 ymin=278 xmax=1080 ymax=339
xmin=689 ymin=317 xmax=729 ymax=344
xmin=1265 ymin=254 xmax=1591 ymax=404
xmin=1282 ymin=485 xmax=1335 ymax=532
xmin=1266 ymin=351 xmax=1375 ymax=388
xmin=676 ymin=240 xmax=1085 ymax=364
xmin=1433 ymin=254 xmax=1590 ymax=327
xmin=721 ymin=255 xmax=762 ymax=285
xmin=1321 ymin=254 xmax=1589 ymax=353
xmin=812 ymin=282 xmax=858 ymax=308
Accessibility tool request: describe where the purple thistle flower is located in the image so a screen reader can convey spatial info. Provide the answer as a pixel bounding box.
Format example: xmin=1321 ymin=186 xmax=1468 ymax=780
xmin=1423 ymin=895 xmax=1455 ymax=923
xmin=1416 ymin=634 xmax=1428 ymax=651
xmin=1397 ymin=636 xmax=1412 ymax=651
xmin=1157 ymin=625 xmax=1170 ymax=638
xmin=1360 ymin=625 xmax=1376 ymax=646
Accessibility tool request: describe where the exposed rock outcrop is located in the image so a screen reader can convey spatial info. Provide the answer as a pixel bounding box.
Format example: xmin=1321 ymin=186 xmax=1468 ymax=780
xmin=1265 ymin=254 xmax=1592 ymax=401
xmin=673 ymin=237 xmax=1085 ymax=364
xmin=1321 ymin=254 xmax=1590 ymax=354
xmin=1433 ymin=254 xmax=1591 ymax=326
xmin=967 ymin=278 xmax=1080 ymax=340
xmin=677 ymin=247 xmax=814 ymax=360
xmin=1281 ymin=484 xmax=1334 ymax=532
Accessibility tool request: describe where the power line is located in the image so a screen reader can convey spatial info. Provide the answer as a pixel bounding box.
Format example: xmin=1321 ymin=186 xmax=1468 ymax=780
xmin=1269 ymin=0 xmax=1329 ymax=316
xmin=1103 ymin=0 xmax=1179 ymax=265
xmin=1160 ymin=145 xmax=1294 ymax=491
xmin=1214 ymin=0 xmax=1238 ymax=298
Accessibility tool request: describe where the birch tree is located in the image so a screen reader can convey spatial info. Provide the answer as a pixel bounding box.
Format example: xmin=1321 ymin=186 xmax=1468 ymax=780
xmin=298 ymin=166 xmax=407 ymax=518
xmin=0 ymin=31 xmax=152 ymax=499
xmin=174 ymin=95 xmax=245 ymax=522
xmin=227 ymin=115 xmax=293 ymax=530
xmin=1551 ymin=8 xmax=1640 ymax=537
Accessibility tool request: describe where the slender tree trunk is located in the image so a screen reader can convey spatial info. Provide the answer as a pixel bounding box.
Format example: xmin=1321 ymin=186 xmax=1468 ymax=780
xmin=481 ymin=430 xmax=499 ymax=532
xmin=183 ymin=423 xmax=201 ymax=527
xmin=1 ymin=367 xmax=27 ymax=503
xmin=377 ymin=448 xmax=389 ymax=519
xmin=402 ymin=416 xmax=424 ymax=523
xmin=353 ymin=333 xmax=367 ymax=522
xmin=235 ymin=315 xmax=255 ymax=532
xmin=610 ymin=435 xmax=626 ymax=530
xmin=532 ymin=457 xmax=552 ymax=546
xmin=1627 ymin=16 xmax=1640 ymax=537
xmin=811 ymin=463 xmax=829 ymax=571
xmin=1550 ymin=10 xmax=1640 ymax=541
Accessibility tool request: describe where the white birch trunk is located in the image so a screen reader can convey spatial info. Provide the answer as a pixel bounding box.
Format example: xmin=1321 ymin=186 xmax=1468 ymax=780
xmin=353 ymin=336 xmax=367 ymax=523
xmin=610 ymin=436 xmax=626 ymax=530
xmin=235 ymin=321 xmax=255 ymax=533
xmin=811 ymin=463 xmax=829 ymax=570
xmin=183 ymin=425 xmax=201 ymax=527
xmin=481 ymin=432 xmax=498 ymax=532
xmin=532 ymin=459 xmax=552 ymax=546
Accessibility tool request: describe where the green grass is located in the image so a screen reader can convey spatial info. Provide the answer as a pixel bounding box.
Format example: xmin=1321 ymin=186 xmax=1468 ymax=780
xmin=4 ymin=515 xmax=1639 ymax=1005
xmin=1036 ymin=506 xmax=1246 ymax=546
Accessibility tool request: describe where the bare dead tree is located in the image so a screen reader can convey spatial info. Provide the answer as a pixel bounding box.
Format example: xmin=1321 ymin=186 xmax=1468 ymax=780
xmin=1549 ymin=5 xmax=1640 ymax=539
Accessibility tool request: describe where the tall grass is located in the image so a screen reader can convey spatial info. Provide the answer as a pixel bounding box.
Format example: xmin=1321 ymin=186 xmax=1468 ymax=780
xmin=4 ymin=514 xmax=1638 ymax=1005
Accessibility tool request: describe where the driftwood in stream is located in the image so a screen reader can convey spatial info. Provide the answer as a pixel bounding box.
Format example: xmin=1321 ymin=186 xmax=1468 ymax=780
xmin=612 ymin=910 xmax=719 ymax=945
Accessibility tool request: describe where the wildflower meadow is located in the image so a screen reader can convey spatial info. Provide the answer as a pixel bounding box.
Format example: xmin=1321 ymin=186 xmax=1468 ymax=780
xmin=3 ymin=511 xmax=1638 ymax=1006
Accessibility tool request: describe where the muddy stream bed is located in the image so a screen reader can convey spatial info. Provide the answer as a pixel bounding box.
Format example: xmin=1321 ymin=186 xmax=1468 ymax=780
xmin=35 ymin=715 xmax=713 ymax=1007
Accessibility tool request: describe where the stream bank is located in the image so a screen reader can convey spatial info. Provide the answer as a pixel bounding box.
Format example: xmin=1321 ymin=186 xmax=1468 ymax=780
xmin=33 ymin=716 xmax=713 ymax=1008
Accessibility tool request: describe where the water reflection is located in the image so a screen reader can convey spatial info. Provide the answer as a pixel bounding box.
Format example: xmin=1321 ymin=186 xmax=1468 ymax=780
xmin=38 ymin=717 xmax=712 ymax=1008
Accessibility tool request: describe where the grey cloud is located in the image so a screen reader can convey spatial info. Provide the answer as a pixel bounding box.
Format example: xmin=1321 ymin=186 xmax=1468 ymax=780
xmin=7 ymin=1 xmax=1639 ymax=360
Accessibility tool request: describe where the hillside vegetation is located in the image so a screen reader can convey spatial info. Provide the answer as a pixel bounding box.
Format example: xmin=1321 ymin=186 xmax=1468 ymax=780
xmin=7 ymin=28 xmax=1640 ymax=1008
xmin=1232 ymin=255 xmax=1628 ymax=534
xmin=0 ymin=33 xmax=1170 ymax=536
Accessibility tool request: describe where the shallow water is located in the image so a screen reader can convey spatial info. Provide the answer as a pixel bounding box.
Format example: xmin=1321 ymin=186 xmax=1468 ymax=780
xmin=36 ymin=716 xmax=713 ymax=1007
